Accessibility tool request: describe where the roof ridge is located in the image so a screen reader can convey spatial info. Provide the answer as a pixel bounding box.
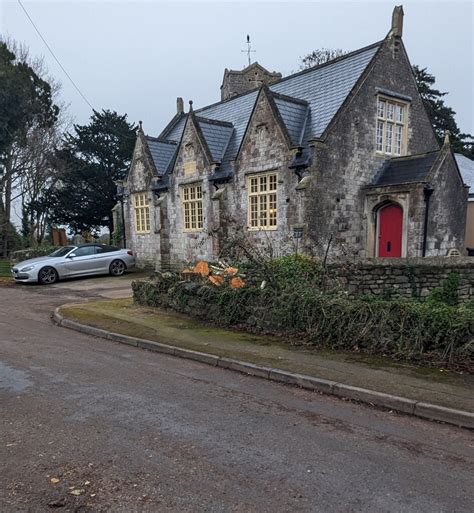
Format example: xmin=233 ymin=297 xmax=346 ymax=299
xmin=389 ymin=150 xmax=440 ymax=161
xmin=270 ymin=90 xmax=308 ymax=106
xmin=158 ymin=112 xmax=187 ymax=139
xmin=145 ymin=135 xmax=178 ymax=145
xmin=194 ymin=39 xmax=382 ymax=115
xmin=269 ymin=40 xmax=384 ymax=87
xmin=195 ymin=116 xmax=234 ymax=128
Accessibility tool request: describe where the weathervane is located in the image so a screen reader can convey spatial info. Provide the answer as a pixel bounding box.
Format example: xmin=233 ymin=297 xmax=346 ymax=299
xmin=241 ymin=34 xmax=256 ymax=67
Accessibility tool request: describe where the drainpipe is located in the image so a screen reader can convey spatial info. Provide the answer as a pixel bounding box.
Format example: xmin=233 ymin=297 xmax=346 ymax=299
xmin=422 ymin=184 xmax=434 ymax=257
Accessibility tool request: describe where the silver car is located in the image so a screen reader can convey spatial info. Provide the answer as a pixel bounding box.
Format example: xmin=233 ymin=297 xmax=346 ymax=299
xmin=11 ymin=244 xmax=136 ymax=284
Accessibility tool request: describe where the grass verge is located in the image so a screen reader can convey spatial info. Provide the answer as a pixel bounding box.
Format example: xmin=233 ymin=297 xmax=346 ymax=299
xmin=59 ymin=298 xmax=474 ymax=412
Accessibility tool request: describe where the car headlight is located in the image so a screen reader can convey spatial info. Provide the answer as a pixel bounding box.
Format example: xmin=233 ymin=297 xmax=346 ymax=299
xmin=20 ymin=265 xmax=36 ymax=272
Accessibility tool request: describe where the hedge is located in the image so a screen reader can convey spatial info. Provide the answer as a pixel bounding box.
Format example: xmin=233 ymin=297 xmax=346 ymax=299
xmin=10 ymin=246 xmax=56 ymax=265
xmin=133 ymin=275 xmax=474 ymax=369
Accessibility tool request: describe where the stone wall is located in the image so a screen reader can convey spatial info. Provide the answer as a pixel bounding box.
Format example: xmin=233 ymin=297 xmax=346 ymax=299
xmin=330 ymin=257 xmax=474 ymax=301
xmin=125 ymin=135 xmax=161 ymax=269
xmin=220 ymin=63 xmax=281 ymax=101
xmin=309 ymin=37 xmax=441 ymax=258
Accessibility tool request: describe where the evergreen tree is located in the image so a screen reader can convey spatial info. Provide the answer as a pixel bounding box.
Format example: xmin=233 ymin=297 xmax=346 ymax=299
xmin=413 ymin=65 xmax=473 ymax=157
xmin=49 ymin=110 xmax=136 ymax=234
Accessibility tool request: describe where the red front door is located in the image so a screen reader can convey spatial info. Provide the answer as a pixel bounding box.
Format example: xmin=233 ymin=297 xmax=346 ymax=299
xmin=378 ymin=203 xmax=403 ymax=257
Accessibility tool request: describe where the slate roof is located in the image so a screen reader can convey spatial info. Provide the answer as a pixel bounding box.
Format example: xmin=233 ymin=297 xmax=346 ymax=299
xmin=272 ymin=93 xmax=309 ymax=146
xmin=373 ymin=151 xmax=439 ymax=186
xmin=148 ymin=40 xmax=382 ymax=180
xmin=196 ymin=117 xmax=234 ymax=162
xmin=270 ymin=43 xmax=380 ymax=138
xmin=455 ymin=153 xmax=474 ymax=191
xmin=145 ymin=137 xmax=177 ymax=175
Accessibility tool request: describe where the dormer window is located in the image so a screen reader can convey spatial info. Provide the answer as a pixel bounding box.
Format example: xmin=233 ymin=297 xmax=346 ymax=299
xmin=376 ymin=96 xmax=408 ymax=156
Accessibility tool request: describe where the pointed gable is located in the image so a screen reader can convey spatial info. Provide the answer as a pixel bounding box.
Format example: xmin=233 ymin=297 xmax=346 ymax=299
xmin=271 ymin=92 xmax=309 ymax=146
xmin=145 ymin=137 xmax=178 ymax=175
xmin=153 ymin=40 xmax=382 ymax=176
xmin=196 ymin=117 xmax=234 ymax=163
xmin=270 ymin=43 xmax=380 ymax=139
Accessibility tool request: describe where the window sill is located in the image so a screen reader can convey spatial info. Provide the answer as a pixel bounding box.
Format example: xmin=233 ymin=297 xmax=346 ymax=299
xmin=247 ymin=227 xmax=278 ymax=232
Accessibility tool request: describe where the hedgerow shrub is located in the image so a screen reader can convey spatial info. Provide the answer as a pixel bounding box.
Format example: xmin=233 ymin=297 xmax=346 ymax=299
xmin=133 ymin=275 xmax=474 ymax=368
xmin=10 ymin=246 xmax=56 ymax=265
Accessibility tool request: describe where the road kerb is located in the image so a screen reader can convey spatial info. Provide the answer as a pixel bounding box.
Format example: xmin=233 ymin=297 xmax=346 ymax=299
xmin=218 ymin=358 xmax=271 ymax=378
xmin=332 ymin=384 xmax=417 ymax=415
xmin=414 ymin=402 xmax=474 ymax=429
xmin=52 ymin=309 xmax=473 ymax=430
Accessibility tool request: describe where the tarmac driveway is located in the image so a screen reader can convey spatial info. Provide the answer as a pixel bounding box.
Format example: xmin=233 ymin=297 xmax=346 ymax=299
xmin=0 ymin=275 xmax=473 ymax=512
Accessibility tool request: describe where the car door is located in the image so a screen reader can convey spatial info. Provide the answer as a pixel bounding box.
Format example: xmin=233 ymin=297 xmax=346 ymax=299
xmin=64 ymin=246 xmax=98 ymax=275
xmin=93 ymin=245 xmax=113 ymax=273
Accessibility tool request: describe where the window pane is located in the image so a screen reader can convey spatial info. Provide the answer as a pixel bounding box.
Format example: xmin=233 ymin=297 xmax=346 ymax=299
xmin=269 ymin=193 xmax=277 ymax=226
xmin=396 ymin=104 xmax=404 ymax=123
xmin=387 ymin=102 xmax=394 ymax=120
xmin=259 ymin=175 xmax=267 ymax=192
xmin=269 ymin=174 xmax=277 ymax=191
xmin=197 ymin=201 xmax=203 ymax=229
xmin=250 ymin=196 xmax=258 ymax=227
xmin=377 ymin=100 xmax=385 ymax=118
xmin=376 ymin=121 xmax=384 ymax=152
xmin=385 ymin=123 xmax=393 ymax=153
xmin=395 ymin=125 xmax=403 ymax=155
xmin=259 ymin=195 xmax=267 ymax=226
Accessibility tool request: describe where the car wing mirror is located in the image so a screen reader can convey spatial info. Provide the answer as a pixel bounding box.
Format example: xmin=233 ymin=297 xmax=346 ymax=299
xmin=67 ymin=253 xmax=76 ymax=259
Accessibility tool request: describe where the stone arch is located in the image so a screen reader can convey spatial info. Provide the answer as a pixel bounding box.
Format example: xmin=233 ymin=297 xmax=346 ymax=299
xmin=365 ymin=194 xmax=410 ymax=257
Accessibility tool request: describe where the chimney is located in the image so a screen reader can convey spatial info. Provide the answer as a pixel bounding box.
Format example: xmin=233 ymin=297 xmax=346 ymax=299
xmin=391 ymin=5 xmax=404 ymax=38
xmin=176 ymin=97 xmax=184 ymax=114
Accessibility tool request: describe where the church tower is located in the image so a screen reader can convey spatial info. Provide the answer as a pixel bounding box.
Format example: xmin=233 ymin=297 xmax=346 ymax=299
xmin=220 ymin=62 xmax=282 ymax=101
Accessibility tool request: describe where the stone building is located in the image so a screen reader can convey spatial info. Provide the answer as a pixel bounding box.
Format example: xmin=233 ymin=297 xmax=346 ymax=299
xmin=122 ymin=6 xmax=468 ymax=269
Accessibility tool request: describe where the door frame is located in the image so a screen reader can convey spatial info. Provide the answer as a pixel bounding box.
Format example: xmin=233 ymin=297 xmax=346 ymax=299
xmin=366 ymin=194 xmax=409 ymax=258
xmin=375 ymin=202 xmax=404 ymax=257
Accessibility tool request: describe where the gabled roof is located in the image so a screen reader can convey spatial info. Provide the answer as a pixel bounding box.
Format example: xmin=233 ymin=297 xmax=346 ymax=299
xmin=196 ymin=117 xmax=234 ymax=162
xmin=270 ymin=42 xmax=381 ymax=139
xmin=159 ymin=112 xmax=187 ymax=142
xmin=373 ymin=151 xmax=439 ymax=186
xmin=149 ymin=39 xmax=383 ymax=178
xmin=271 ymin=92 xmax=309 ymax=146
xmin=455 ymin=153 xmax=474 ymax=189
xmin=145 ymin=136 xmax=177 ymax=175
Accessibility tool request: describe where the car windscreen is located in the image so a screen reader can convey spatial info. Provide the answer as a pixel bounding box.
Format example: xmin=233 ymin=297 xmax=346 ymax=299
xmin=48 ymin=246 xmax=75 ymax=257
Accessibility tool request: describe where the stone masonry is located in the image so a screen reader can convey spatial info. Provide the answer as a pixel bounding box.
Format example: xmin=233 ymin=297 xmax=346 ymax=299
xmin=124 ymin=7 xmax=468 ymax=270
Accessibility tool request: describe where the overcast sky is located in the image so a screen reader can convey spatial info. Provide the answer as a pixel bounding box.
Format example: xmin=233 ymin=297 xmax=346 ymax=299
xmin=1 ymin=0 xmax=473 ymax=137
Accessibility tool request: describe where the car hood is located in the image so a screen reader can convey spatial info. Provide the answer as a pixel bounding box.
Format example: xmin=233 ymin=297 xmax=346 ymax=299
xmin=13 ymin=256 xmax=54 ymax=269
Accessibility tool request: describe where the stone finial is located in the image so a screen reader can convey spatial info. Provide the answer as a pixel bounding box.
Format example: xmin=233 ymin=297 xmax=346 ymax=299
xmin=188 ymin=100 xmax=193 ymax=112
xmin=177 ymin=97 xmax=184 ymax=114
xmin=444 ymin=130 xmax=451 ymax=145
xmin=391 ymin=5 xmax=404 ymax=38
xmin=138 ymin=120 xmax=143 ymax=132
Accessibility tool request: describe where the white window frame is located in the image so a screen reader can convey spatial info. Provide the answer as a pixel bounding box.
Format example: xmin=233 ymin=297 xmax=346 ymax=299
xmin=182 ymin=183 xmax=203 ymax=232
xmin=375 ymin=95 xmax=408 ymax=156
xmin=247 ymin=172 xmax=278 ymax=231
xmin=133 ymin=193 xmax=150 ymax=234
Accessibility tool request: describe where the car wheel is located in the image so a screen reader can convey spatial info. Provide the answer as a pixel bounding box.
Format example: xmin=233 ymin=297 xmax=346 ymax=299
xmin=38 ymin=266 xmax=58 ymax=285
xmin=109 ymin=259 xmax=126 ymax=277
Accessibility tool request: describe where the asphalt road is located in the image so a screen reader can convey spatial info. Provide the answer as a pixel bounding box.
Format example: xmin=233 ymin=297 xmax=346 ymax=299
xmin=0 ymin=277 xmax=473 ymax=512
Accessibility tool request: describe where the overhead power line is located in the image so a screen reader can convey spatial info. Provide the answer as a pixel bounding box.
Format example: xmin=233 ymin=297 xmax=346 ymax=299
xmin=16 ymin=0 xmax=137 ymax=140
xmin=17 ymin=0 xmax=94 ymax=111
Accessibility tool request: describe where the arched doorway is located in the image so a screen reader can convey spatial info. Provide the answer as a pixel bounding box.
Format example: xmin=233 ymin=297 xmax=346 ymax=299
xmin=377 ymin=203 xmax=403 ymax=257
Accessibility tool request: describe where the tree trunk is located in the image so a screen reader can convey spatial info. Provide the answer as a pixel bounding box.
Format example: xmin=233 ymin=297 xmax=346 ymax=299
xmin=1 ymin=159 xmax=13 ymax=257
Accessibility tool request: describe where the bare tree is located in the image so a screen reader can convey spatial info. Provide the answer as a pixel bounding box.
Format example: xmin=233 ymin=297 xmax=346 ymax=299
xmin=0 ymin=37 xmax=71 ymax=251
xmin=299 ymin=48 xmax=347 ymax=70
